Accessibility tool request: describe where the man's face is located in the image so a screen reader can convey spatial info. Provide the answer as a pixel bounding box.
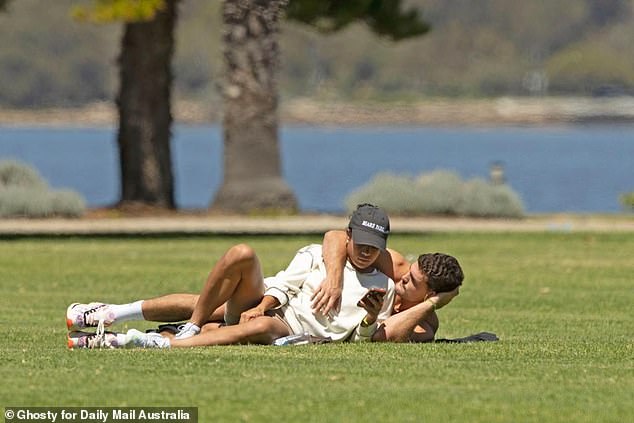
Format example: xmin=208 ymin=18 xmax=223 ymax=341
xmin=394 ymin=262 xmax=430 ymax=303
xmin=346 ymin=238 xmax=381 ymax=271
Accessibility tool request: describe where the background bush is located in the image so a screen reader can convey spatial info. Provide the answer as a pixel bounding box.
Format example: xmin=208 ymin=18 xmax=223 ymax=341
xmin=415 ymin=170 xmax=464 ymax=215
xmin=456 ymin=178 xmax=525 ymax=218
xmin=0 ymin=160 xmax=86 ymax=218
xmin=344 ymin=173 xmax=426 ymax=215
xmin=345 ymin=169 xmax=525 ymax=218
xmin=0 ymin=160 xmax=48 ymax=190
xmin=620 ymin=192 xmax=634 ymax=212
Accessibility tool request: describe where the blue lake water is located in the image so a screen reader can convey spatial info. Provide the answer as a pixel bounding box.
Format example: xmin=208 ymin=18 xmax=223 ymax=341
xmin=0 ymin=124 xmax=633 ymax=213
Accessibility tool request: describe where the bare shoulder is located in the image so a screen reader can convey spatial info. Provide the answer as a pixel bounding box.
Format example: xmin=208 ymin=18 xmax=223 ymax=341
xmin=372 ymin=248 xmax=409 ymax=280
xmin=378 ymin=248 xmax=410 ymax=280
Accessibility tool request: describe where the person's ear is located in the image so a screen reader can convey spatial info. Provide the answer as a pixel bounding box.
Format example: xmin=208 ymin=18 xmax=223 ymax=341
xmin=346 ymin=228 xmax=352 ymax=243
xmin=424 ymin=290 xmax=437 ymax=301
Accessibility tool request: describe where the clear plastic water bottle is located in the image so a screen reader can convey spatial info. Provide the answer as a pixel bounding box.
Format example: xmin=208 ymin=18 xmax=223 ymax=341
xmin=272 ymin=332 xmax=312 ymax=346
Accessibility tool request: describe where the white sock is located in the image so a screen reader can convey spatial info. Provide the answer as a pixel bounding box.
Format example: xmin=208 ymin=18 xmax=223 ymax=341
xmin=109 ymin=300 xmax=145 ymax=322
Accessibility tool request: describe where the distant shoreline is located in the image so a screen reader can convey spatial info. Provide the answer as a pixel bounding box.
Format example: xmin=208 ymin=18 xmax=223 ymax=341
xmin=2 ymin=97 xmax=634 ymax=127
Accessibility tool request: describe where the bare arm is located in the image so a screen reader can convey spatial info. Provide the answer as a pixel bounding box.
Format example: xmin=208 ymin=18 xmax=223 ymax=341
xmin=311 ymin=230 xmax=348 ymax=315
xmin=372 ymin=299 xmax=438 ymax=342
xmin=375 ymin=248 xmax=410 ymax=281
xmin=239 ymin=295 xmax=280 ymax=323
xmin=372 ymin=288 xmax=459 ymax=343
xmin=409 ymin=315 xmax=440 ymax=343
xmin=314 ymin=231 xmax=410 ymax=316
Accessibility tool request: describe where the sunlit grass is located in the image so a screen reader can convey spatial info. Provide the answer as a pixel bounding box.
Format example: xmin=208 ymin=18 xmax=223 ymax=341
xmin=1 ymin=233 xmax=632 ymax=422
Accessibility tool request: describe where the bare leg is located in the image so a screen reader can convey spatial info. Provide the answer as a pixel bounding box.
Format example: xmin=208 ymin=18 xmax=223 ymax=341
xmin=159 ymin=321 xmax=223 ymax=338
xmin=101 ymin=244 xmax=260 ymax=327
xmin=141 ymin=294 xmax=198 ymax=322
xmin=141 ymin=294 xmax=227 ymax=322
xmin=169 ymin=316 xmax=290 ymax=347
xmin=189 ymin=244 xmax=265 ymax=327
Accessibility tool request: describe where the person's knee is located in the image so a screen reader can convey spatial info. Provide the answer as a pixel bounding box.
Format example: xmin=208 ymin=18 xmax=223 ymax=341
xmin=246 ymin=318 xmax=282 ymax=344
xmin=226 ymin=243 xmax=257 ymax=264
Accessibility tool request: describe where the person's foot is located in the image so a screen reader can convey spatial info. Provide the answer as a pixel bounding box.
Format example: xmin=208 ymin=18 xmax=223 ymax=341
xmin=66 ymin=302 xmax=115 ymax=330
xmin=174 ymin=322 xmax=200 ymax=340
xmin=126 ymin=329 xmax=170 ymax=349
xmin=68 ymin=329 xmax=170 ymax=349
xmin=147 ymin=322 xmax=197 ymax=335
xmin=67 ymin=330 xmax=120 ymax=349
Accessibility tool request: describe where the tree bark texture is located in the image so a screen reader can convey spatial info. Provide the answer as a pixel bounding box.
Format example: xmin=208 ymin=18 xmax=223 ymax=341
xmin=212 ymin=0 xmax=298 ymax=213
xmin=117 ymin=0 xmax=177 ymax=208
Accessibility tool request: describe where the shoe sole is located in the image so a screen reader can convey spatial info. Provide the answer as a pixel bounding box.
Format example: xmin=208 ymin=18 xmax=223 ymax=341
xmin=66 ymin=303 xmax=79 ymax=330
xmin=67 ymin=330 xmax=91 ymax=349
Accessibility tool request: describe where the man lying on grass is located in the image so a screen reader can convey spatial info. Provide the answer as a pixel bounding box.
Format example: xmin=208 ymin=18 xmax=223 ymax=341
xmin=68 ymin=204 xmax=394 ymax=348
xmin=313 ymin=229 xmax=464 ymax=342
xmin=66 ymin=205 xmax=463 ymax=349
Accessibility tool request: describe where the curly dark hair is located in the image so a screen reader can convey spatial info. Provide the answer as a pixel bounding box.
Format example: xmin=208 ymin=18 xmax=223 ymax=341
xmin=417 ymin=253 xmax=464 ymax=293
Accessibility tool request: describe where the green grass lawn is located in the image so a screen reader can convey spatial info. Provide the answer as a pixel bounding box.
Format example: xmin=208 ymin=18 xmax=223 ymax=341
xmin=1 ymin=233 xmax=632 ymax=422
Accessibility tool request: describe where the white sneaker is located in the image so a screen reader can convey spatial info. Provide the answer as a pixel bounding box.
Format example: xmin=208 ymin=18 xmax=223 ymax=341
xmin=125 ymin=329 xmax=170 ymax=349
xmin=174 ymin=322 xmax=200 ymax=340
xmin=66 ymin=302 xmax=115 ymax=330
xmin=67 ymin=330 xmax=120 ymax=349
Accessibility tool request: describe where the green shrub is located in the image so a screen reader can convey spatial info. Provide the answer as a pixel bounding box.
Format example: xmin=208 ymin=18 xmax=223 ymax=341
xmin=344 ymin=169 xmax=525 ymax=218
xmin=0 ymin=186 xmax=49 ymax=218
xmin=48 ymin=189 xmax=87 ymax=217
xmin=0 ymin=160 xmax=86 ymax=218
xmin=620 ymin=192 xmax=634 ymax=212
xmin=457 ymin=178 xmax=524 ymax=218
xmin=345 ymin=173 xmax=427 ymax=216
xmin=0 ymin=160 xmax=48 ymax=190
xmin=546 ymin=41 xmax=634 ymax=95
xmin=415 ymin=170 xmax=463 ymax=215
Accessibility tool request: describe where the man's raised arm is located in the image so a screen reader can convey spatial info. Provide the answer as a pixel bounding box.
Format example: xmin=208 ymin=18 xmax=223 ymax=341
xmin=311 ymin=230 xmax=348 ymax=315
xmin=314 ymin=230 xmax=409 ymax=316
xmin=377 ymin=248 xmax=410 ymax=281
xmin=372 ymin=288 xmax=459 ymax=343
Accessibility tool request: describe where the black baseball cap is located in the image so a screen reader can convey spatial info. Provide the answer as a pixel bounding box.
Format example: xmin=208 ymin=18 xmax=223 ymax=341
xmin=348 ymin=203 xmax=390 ymax=250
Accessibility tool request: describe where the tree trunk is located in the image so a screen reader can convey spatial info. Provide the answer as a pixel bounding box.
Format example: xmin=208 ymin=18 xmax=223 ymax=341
xmin=212 ymin=0 xmax=297 ymax=213
xmin=116 ymin=0 xmax=177 ymax=209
